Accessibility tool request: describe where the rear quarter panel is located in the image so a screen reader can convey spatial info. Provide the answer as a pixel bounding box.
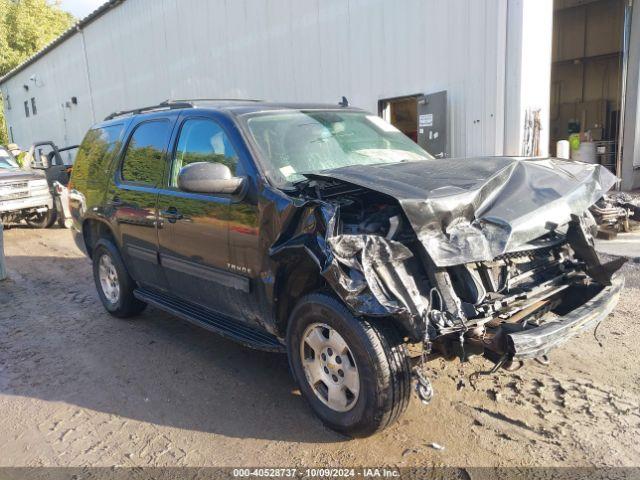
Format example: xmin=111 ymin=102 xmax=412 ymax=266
xmin=68 ymin=121 xmax=130 ymax=250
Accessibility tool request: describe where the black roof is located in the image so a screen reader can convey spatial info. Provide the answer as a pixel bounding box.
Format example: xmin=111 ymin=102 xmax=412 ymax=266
xmin=211 ymin=101 xmax=365 ymax=116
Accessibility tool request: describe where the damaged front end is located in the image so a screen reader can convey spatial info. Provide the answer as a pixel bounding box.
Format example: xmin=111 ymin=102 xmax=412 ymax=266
xmin=274 ymin=157 xmax=625 ymax=376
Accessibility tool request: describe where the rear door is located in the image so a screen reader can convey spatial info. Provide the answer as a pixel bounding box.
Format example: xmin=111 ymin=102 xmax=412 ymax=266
xmin=156 ymin=113 xmax=246 ymax=314
xmin=111 ymin=117 xmax=175 ymax=290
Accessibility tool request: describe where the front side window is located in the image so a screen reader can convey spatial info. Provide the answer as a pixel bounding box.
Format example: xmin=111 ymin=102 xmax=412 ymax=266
xmin=121 ymin=120 xmax=171 ymax=186
xmin=244 ymin=111 xmax=432 ymax=186
xmin=171 ymin=118 xmax=238 ymax=187
xmin=33 ymin=146 xmax=52 ymax=168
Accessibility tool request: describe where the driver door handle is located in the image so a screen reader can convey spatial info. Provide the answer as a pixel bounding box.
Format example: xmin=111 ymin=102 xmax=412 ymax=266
xmin=160 ymin=207 xmax=183 ymax=223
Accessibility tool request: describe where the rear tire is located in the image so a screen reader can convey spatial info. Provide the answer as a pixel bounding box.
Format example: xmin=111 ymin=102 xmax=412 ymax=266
xmin=287 ymin=293 xmax=411 ymax=437
xmin=92 ymin=239 xmax=146 ymax=318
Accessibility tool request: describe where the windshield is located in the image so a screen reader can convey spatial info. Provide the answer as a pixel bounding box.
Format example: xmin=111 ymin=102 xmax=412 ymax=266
xmin=0 ymin=148 xmax=19 ymax=170
xmin=244 ymin=111 xmax=433 ymax=186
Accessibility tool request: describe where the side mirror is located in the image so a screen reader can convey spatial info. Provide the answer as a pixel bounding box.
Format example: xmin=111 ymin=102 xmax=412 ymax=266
xmin=177 ymin=162 xmax=246 ymax=195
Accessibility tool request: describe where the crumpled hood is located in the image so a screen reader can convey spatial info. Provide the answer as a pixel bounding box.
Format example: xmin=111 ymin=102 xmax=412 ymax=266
xmin=306 ymin=157 xmax=617 ymax=266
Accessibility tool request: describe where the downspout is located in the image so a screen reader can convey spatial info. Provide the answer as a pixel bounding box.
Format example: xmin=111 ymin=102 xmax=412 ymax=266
xmin=616 ymin=0 xmax=633 ymax=188
xmin=78 ymin=26 xmax=96 ymax=124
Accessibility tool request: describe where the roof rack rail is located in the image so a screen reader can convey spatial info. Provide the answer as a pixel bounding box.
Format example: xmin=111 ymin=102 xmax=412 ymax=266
xmin=103 ymin=100 xmax=194 ymax=121
xmin=164 ymin=98 xmax=263 ymax=103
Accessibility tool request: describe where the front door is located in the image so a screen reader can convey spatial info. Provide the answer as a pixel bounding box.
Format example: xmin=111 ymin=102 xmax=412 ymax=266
xmin=156 ymin=115 xmax=247 ymax=315
xmin=112 ymin=118 xmax=174 ymax=290
xmin=30 ymin=142 xmax=67 ymax=185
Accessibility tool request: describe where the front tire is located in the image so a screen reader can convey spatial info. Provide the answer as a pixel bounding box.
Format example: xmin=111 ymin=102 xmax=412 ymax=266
xmin=287 ymin=293 xmax=411 ymax=437
xmin=25 ymin=208 xmax=56 ymax=228
xmin=92 ymin=239 xmax=146 ymax=318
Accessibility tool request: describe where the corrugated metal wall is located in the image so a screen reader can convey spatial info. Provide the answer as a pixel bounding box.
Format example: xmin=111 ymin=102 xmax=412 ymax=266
xmin=1 ymin=0 xmax=508 ymax=158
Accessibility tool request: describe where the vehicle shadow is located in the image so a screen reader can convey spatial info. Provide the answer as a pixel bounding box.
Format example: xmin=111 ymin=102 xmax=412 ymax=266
xmin=0 ymin=255 xmax=344 ymax=443
xmin=0 ymin=223 xmax=65 ymax=230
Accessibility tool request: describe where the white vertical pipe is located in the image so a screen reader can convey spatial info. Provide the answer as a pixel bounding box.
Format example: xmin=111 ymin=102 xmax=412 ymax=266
xmin=0 ymin=222 xmax=6 ymax=281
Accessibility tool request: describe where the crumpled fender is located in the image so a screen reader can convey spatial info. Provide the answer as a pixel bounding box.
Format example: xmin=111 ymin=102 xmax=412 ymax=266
xmin=268 ymin=198 xmax=425 ymax=336
xmin=328 ymin=234 xmax=427 ymax=319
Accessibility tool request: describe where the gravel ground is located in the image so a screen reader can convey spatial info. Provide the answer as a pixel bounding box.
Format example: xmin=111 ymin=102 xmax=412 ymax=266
xmin=0 ymin=227 xmax=639 ymax=468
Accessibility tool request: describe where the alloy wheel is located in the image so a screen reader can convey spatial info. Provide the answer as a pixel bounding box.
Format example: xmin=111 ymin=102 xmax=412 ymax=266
xmin=300 ymin=323 xmax=360 ymax=412
xmin=98 ymin=253 xmax=120 ymax=304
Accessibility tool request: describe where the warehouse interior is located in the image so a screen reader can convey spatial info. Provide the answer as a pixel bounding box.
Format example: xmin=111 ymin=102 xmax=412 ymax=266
xmin=379 ymin=96 xmax=419 ymax=143
xmin=550 ymin=0 xmax=628 ymax=173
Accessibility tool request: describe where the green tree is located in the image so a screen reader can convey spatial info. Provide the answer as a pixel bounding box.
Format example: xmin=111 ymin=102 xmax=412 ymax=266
xmin=0 ymin=0 xmax=75 ymax=144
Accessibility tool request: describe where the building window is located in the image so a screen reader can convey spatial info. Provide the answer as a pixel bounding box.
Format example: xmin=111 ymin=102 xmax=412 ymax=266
xmin=5 ymin=94 xmax=10 ymax=111
xmin=31 ymin=97 xmax=37 ymax=115
xmin=9 ymin=126 xmax=14 ymax=143
xmin=24 ymin=100 xmax=29 ymax=118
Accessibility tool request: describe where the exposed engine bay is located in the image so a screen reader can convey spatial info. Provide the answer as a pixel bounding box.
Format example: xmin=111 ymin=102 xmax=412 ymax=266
xmin=279 ymin=157 xmax=625 ymax=370
xmin=590 ymin=192 xmax=640 ymax=237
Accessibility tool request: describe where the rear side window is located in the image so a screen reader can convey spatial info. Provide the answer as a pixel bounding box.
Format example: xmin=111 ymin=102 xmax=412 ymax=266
xmin=121 ymin=120 xmax=171 ymax=186
xmin=72 ymin=124 xmax=125 ymax=186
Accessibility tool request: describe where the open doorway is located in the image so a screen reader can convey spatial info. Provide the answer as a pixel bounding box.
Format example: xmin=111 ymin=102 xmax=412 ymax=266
xmin=379 ymin=91 xmax=448 ymax=158
xmin=550 ymin=0 xmax=630 ymax=174
xmin=379 ymin=95 xmax=419 ymax=142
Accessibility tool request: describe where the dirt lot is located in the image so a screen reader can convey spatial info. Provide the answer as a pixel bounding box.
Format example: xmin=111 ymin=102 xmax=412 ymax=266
xmin=1 ymin=227 xmax=639 ymax=468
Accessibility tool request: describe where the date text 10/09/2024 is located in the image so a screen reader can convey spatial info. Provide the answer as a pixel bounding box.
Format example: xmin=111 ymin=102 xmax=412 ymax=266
xmin=232 ymin=468 xmax=401 ymax=478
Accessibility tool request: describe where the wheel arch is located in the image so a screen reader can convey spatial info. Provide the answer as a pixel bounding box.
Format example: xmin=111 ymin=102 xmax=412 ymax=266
xmin=273 ymin=254 xmax=327 ymax=337
xmin=82 ymin=217 xmax=118 ymax=258
xmin=271 ymin=253 xmax=416 ymax=341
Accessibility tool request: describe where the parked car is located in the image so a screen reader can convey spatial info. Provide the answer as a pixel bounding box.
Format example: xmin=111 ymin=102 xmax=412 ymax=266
xmin=0 ymin=145 xmax=55 ymax=228
xmin=69 ymin=100 xmax=624 ymax=437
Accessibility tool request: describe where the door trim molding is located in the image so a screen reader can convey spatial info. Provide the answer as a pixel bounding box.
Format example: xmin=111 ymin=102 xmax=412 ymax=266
xmin=126 ymin=244 xmax=158 ymax=263
xmin=160 ymin=254 xmax=250 ymax=292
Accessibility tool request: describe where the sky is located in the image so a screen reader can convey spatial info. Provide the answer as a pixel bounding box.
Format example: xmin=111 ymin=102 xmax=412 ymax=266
xmin=55 ymin=0 xmax=107 ymax=19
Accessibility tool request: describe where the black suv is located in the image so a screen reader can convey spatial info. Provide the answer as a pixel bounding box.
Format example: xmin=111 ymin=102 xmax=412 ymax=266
xmin=70 ymin=100 xmax=623 ymax=437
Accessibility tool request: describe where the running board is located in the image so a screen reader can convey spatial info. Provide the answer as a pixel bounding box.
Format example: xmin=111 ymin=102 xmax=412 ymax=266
xmin=134 ymin=288 xmax=285 ymax=352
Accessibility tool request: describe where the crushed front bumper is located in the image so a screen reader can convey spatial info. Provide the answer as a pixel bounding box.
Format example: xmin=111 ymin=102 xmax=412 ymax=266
xmin=506 ymin=274 xmax=624 ymax=359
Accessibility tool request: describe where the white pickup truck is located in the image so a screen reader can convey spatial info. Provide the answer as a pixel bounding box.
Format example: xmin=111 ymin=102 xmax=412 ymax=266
xmin=0 ymin=146 xmax=55 ymax=228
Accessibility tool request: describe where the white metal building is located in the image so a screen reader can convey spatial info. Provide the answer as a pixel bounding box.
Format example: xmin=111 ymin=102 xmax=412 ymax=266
xmin=1 ymin=0 xmax=639 ymax=188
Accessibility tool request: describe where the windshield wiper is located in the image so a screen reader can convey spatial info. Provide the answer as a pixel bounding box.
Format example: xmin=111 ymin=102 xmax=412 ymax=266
xmin=281 ymin=177 xmax=311 ymax=192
